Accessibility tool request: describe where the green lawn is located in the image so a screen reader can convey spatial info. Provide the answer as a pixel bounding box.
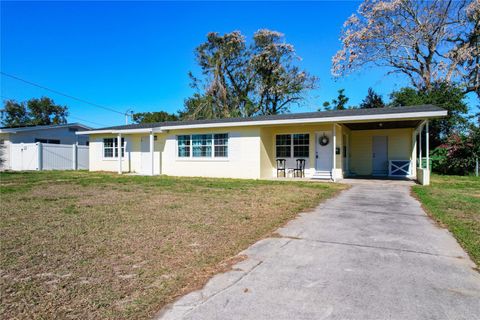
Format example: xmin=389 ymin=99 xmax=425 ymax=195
xmin=0 ymin=171 xmax=346 ymax=319
xmin=412 ymin=174 xmax=480 ymax=266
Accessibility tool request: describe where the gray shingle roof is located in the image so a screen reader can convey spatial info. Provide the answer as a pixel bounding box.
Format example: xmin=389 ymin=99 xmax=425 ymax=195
xmin=98 ymin=104 xmax=445 ymax=131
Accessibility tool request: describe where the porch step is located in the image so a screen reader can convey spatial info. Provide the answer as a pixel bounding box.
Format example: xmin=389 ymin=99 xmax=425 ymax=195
xmin=311 ymin=170 xmax=332 ymax=180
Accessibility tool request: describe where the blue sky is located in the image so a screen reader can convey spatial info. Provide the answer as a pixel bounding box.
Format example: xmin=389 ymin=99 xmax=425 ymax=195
xmin=1 ymin=1 xmax=478 ymax=128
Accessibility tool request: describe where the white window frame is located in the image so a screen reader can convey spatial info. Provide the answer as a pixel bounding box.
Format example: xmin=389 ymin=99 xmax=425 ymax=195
xmin=275 ymin=133 xmax=310 ymax=159
xmin=176 ymin=133 xmax=229 ymax=161
xmin=102 ymin=137 xmax=126 ymax=160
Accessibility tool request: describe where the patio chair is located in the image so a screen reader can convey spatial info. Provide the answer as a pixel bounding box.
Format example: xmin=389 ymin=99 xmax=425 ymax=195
xmin=292 ymin=159 xmax=306 ymax=178
xmin=276 ymin=159 xmax=286 ymax=178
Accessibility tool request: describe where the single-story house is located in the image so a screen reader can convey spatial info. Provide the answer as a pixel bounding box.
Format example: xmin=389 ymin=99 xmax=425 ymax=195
xmin=77 ymin=105 xmax=447 ymax=185
xmin=0 ymin=123 xmax=91 ymax=170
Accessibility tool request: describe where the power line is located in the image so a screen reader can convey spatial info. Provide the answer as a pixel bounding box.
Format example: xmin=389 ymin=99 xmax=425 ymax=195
xmin=0 ymin=93 xmax=108 ymax=127
xmin=1 ymin=72 xmax=125 ymax=115
xmin=68 ymin=116 xmax=107 ymax=127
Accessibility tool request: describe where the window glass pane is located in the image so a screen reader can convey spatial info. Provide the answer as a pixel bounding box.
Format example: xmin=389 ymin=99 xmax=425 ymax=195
xmin=192 ymin=134 xmax=212 ymax=157
xmin=214 ymin=133 xmax=228 ymax=145
xmin=293 ymin=134 xmax=309 ymax=145
xmin=177 ymin=135 xmax=191 ymax=157
xmin=276 ymin=134 xmax=291 ymax=146
xmin=294 ymin=146 xmax=309 ymax=157
xmin=193 ymin=146 xmax=212 ymax=157
xmin=178 ymin=147 xmax=190 ymax=157
xmin=214 ymin=146 xmax=228 ymax=157
xmin=104 ymin=138 xmax=125 ymax=158
xmin=214 ymin=133 xmax=228 ymax=157
xmin=178 ymin=135 xmax=190 ymax=146
xmin=192 ymin=134 xmax=212 ymax=146
xmin=104 ymin=148 xmax=113 ymax=158
xmin=104 ymin=138 xmax=113 ymax=148
xmin=293 ymin=134 xmax=309 ymax=157
xmin=276 ymin=146 xmax=291 ymax=158
xmin=276 ymin=134 xmax=291 ymax=157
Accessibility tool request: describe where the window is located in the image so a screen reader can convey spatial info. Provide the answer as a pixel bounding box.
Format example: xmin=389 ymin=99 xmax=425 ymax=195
xmin=192 ymin=134 xmax=212 ymax=157
xmin=177 ymin=134 xmax=228 ymax=158
xmin=293 ymin=134 xmax=309 ymax=157
xmin=35 ymin=138 xmax=60 ymax=144
xmin=214 ymin=133 xmax=228 ymax=157
xmin=276 ymin=134 xmax=291 ymax=157
xmin=103 ymin=138 xmax=125 ymax=158
xmin=177 ymin=135 xmax=190 ymax=157
xmin=276 ymin=134 xmax=309 ymax=158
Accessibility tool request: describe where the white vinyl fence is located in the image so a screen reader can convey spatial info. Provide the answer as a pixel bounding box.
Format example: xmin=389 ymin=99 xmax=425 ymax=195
xmin=10 ymin=143 xmax=89 ymax=171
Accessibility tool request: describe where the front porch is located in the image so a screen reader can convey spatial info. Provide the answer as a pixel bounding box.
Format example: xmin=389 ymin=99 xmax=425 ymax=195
xmin=265 ymin=119 xmax=432 ymax=185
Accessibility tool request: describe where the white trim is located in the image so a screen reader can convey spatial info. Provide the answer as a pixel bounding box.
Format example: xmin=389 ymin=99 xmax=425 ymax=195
xmin=102 ymin=137 xmax=126 ymax=161
xmin=274 ymin=132 xmax=310 ymax=159
xmin=426 ymin=120 xmax=430 ymax=171
xmin=332 ymin=123 xmax=336 ymax=172
xmin=117 ymin=134 xmax=122 ymax=174
xmin=175 ymin=133 xmax=230 ymax=161
xmin=149 ymin=132 xmax=154 ymax=176
xmin=76 ymin=110 xmax=447 ymax=135
xmin=0 ymin=123 xmax=91 ymax=134
xmin=160 ymin=111 xmax=447 ymax=131
xmin=77 ymin=128 xmax=154 ymax=135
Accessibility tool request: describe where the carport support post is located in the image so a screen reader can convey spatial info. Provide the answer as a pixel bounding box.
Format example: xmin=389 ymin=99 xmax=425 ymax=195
xmin=149 ymin=132 xmax=154 ymax=176
xmin=426 ymin=120 xmax=430 ymax=171
xmin=117 ymin=133 xmax=122 ymax=174
xmin=419 ymin=125 xmax=422 ymax=169
xmin=332 ymin=123 xmax=336 ymax=181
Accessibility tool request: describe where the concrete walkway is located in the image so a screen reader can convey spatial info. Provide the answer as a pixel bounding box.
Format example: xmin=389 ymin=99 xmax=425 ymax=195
xmin=158 ymin=180 xmax=480 ymax=320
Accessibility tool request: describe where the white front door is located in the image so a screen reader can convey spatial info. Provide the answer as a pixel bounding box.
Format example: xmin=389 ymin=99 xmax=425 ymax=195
xmin=140 ymin=136 xmax=151 ymax=174
xmin=372 ymin=136 xmax=388 ymax=175
xmin=315 ymin=131 xmax=333 ymax=171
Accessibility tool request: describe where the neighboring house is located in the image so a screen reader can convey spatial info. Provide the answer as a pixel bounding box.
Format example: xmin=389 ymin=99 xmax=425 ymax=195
xmin=77 ymin=105 xmax=447 ymax=185
xmin=0 ymin=123 xmax=91 ymax=170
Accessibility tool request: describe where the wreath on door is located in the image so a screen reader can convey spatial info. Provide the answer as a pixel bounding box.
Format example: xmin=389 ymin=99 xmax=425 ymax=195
xmin=319 ymin=134 xmax=329 ymax=146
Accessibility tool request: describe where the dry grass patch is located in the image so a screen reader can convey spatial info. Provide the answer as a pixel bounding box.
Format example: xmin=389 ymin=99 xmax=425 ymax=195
xmin=0 ymin=171 xmax=345 ymax=319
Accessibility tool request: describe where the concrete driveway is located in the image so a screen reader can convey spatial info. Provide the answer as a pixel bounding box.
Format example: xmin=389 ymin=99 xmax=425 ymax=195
xmin=158 ymin=180 xmax=480 ymax=320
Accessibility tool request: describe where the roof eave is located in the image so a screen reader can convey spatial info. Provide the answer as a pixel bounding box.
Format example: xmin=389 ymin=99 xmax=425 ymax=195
xmin=76 ymin=127 xmax=163 ymax=135
xmin=160 ymin=110 xmax=448 ymax=130
xmin=77 ymin=109 xmax=447 ymax=134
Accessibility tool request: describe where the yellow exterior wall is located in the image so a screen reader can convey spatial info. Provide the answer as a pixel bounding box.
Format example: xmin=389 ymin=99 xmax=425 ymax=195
xmin=161 ymin=126 xmax=262 ymax=179
xmin=259 ymin=127 xmax=275 ymax=178
xmin=258 ymin=123 xmax=342 ymax=178
xmin=87 ymin=124 xmax=414 ymax=179
xmin=349 ymin=128 xmax=413 ymax=175
xmin=335 ymin=124 xmax=343 ymax=171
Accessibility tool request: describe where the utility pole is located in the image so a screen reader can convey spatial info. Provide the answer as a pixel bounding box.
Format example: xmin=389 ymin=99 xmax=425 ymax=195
xmin=125 ymin=109 xmax=134 ymax=125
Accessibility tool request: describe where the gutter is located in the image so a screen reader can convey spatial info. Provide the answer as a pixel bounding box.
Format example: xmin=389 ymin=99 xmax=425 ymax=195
xmin=77 ymin=128 xmax=163 ymax=135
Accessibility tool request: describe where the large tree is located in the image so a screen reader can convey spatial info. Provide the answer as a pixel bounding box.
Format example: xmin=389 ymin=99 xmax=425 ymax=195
xmin=250 ymin=30 xmax=317 ymax=115
xmin=186 ymin=31 xmax=251 ymax=119
xmin=2 ymin=100 xmax=29 ymax=127
xmin=1 ymin=97 xmax=68 ymax=127
xmin=132 ymin=111 xmax=178 ymax=124
xmin=359 ymin=88 xmax=385 ymax=109
xmin=390 ymin=82 xmax=469 ymax=148
xmin=182 ymin=29 xmax=317 ymax=119
xmin=333 ymin=0 xmax=480 ymax=97
xmin=322 ymin=89 xmax=350 ymax=110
